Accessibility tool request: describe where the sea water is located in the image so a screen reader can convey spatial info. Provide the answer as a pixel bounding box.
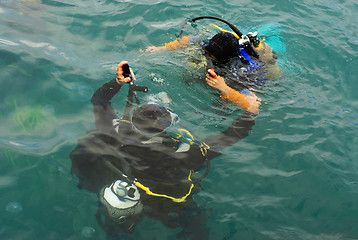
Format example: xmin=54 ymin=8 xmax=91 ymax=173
xmin=0 ymin=0 xmax=357 ymax=239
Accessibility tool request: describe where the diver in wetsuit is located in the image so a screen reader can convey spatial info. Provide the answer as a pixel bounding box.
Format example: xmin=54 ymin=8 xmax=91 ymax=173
xmin=70 ymin=61 xmax=256 ymax=239
xmin=145 ymin=17 xmax=282 ymax=114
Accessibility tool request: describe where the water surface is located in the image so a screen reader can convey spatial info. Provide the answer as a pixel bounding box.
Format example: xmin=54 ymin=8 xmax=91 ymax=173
xmin=1 ymin=0 xmax=358 ymax=239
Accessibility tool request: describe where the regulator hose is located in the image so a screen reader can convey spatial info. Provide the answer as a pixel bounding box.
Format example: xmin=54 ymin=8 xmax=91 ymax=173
xmin=177 ymin=16 xmax=243 ymax=39
xmin=177 ymin=16 xmax=260 ymax=58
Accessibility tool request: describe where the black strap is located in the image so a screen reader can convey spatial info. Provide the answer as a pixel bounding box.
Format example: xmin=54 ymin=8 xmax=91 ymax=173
xmin=122 ymin=82 xmax=148 ymax=121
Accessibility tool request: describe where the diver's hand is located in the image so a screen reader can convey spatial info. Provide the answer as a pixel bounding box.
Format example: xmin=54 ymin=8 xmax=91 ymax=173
xmin=206 ymin=69 xmax=261 ymax=114
xmin=245 ymin=92 xmax=261 ymax=114
xmin=116 ymin=61 xmax=136 ymax=84
xmin=206 ymin=69 xmax=230 ymax=93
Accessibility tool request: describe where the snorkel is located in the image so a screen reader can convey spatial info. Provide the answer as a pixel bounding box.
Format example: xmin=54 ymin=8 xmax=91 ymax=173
xmin=177 ymin=16 xmax=261 ymax=58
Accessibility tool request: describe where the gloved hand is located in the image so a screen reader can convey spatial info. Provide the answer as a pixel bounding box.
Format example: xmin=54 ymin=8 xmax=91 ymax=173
xmin=116 ymin=61 xmax=136 ymax=84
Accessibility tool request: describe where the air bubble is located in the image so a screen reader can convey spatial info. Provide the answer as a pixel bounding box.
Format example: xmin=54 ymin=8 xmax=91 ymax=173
xmin=81 ymin=226 xmax=95 ymax=238
xmin=6 ymin=202 xmax=23 ymax=213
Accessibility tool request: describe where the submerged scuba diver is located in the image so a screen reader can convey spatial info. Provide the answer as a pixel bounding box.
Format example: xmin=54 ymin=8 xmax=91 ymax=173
xmin=70 ymin=61 xmax=256 ymax=239
xmin=145 ymin=16 xmax=282 ymax=114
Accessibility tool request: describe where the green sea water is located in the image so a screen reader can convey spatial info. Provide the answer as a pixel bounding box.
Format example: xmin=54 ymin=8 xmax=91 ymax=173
xmin=1 ymin=0 xmax=357 ymax=239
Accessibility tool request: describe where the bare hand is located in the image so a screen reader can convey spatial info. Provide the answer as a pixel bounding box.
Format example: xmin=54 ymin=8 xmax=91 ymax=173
xmin=245 ymin=92 xmax=261 ymax=114
xmin=206 ymin=69 xmax=261 ymax=114
xmin=116 ymin=61 xmax=136 ymax=84
xmin=206 ymin=69 xmax=230 ymax=92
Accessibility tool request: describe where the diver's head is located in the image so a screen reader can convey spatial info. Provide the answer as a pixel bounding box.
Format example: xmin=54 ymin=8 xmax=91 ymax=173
xmin=131 ymin=103 xmax=179 ymax=137
xmin=204 ymin=32 xmax=240 ymax=63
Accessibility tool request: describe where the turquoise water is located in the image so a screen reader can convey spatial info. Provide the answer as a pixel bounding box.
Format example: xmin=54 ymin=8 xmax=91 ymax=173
xmin=1 ymin=0 xmax=358 ymax=239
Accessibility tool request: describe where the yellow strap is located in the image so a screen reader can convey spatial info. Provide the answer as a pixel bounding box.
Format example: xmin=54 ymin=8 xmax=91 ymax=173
xmin=176 ymin=128 xmax=195 ymax=144
xmin=255 ymin=42 xmax=262 ymax=49
xmin=199 ymin=142 xmax=210 ymax=156
xmin=120 ymin=119 xmax=131 ymax=124
xmin=210 ymin=24 xmax=264 ymax=50
xmin=135 ymin=182 xmax=194 ymax=203
xmin=134 ymin=171 xmax=195 ymax=203
xmin=209 ymin=24 xmax=241 ymax=39
xmin=175 ymin=128 xmax=210 ymax=156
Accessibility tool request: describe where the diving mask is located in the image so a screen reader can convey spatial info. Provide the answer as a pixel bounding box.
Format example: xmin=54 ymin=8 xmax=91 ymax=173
xmin=131 ymin=102 xmax=179 ymax=137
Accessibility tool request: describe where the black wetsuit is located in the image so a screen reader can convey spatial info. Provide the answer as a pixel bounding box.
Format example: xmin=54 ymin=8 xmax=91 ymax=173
xmin=70 ymin=78 xmax=256 ymax=239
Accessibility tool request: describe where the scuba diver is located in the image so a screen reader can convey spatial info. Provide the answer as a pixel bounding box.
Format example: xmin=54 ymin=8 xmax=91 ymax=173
xmin=70 ymin=61 xmax=256 ymax=239
xmin=145 ymin=16 xmax=282 ymax=114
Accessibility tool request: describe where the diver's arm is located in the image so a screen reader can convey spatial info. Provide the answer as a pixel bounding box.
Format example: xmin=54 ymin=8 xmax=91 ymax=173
xmin=91 ymin=78 xmax=125 ymax=131
xmin=91 ymin=61 xmax=133 ymax=131
xmin=221 ymin=88 xmax=261 ymax=114
xmin=91 ymin=79 xmax=122 ymax=106
xmin=206 ymin=69 xmax=261 ymax=114
xmin=203 ymin=111 xmax=256 ymax=155
xmin=145 ymin=36 xmax=191 ymax=52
